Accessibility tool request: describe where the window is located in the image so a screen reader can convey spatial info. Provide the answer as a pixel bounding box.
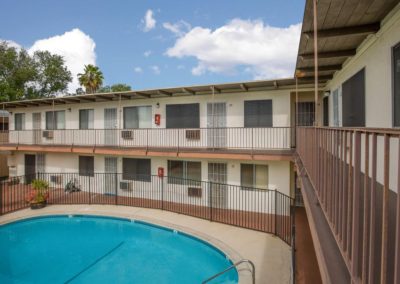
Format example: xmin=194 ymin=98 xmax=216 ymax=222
xmin=46 ymin=111 xmax=65 ymax=130
xmin=168 ymin=160 xmax=201 ymax=184
xmin=394 ymin=43 xmax=400 ymax=126
xmin=79 ymin=156 xmax=94 ymax=177
xmin=166 ymin=104 xmax=200 ymax=128
xmin=244 ymin=100 xmax=272 ymax=127
xmin=14 ymin=113 xmax=25 ymax=130
xmin=240 ymin=164 xmax=268 ymax=189
xmin=332 ymin=89 xmax=340 ymax=126
xmin=297 ymin=102 xmax=315 ymax=126
xmin=79 ymin=109 xmax=94 ymax=129
xmin=123 ymin=106 xmax=152 ymax=129
xmin=36 ymin=153 xmax=45 ymax=173
xmin=342 ymin=68 xmax=365 ymax=127
xmin=122 ymin=158 xmax=151 ymax=181
xmin=323 ymin=96 xmax=329 ymax=126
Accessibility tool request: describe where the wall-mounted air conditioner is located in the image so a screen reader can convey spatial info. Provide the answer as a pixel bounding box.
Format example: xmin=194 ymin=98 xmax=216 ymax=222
xmin=188 ymin=187 xmax=202 ymax=198
xmin=50 ymin=175 xmax=62 ymax=184
xmin=42 ymin=130 xmax=54 ymax=139
xmin=121 ymin=130 xmax=134 ymax=140
xmin=120 ymin=181 xmax=133 ymax=191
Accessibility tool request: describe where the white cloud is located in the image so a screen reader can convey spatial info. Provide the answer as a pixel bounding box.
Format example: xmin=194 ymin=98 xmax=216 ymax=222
xmin=150 ymin=65 xmax=160 ymax=74
xmin=28 ymin=28 xmax=96 ymax=92
xmin=142 ymin=9 xmax=156 ymax=32
xmin=144 ymin=50 xmax=152 ymax=57
xmin=163 ymin=20 xmax=191 ymax=36
xmin=166 ymin=19 xmax=301 ymax=79
xmin=134 ymin=67 xmax=143 ymax=73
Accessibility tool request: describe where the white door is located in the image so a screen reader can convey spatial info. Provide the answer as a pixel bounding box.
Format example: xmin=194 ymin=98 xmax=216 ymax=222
xmin=207 ymin=103 xmax=227 ymax=148
xmin=104 ymin=108 xmax=117 ymax=146
xmin=208 ymin=163 xmax=227 ymax=208
xmin=104 ymin=157 xmax=118 ymax=195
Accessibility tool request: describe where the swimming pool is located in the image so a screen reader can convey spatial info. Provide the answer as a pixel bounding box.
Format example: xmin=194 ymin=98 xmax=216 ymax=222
xmin=0 ymin=215 xmax=238 ymax=284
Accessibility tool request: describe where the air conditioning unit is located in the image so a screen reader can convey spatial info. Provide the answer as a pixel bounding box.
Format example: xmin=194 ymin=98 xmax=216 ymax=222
xmin=188 ymin=187 xmax=202 ymax=198
xmin=186 ymin=129 xmax=200 ymax=140
xmin=120 ymin=181 xmax=133 ymax=191
xmin=121 ymin=130 xmax=134 ymax=140
xmin=50 ymin=175 xmax=62 ymax=184
xmin=42 ymin=130 xmax=54 ymax=139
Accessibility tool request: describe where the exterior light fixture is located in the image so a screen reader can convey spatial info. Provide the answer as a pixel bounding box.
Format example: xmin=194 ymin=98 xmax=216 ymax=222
xmin=156 ymin=102 xmax=160 ymax=109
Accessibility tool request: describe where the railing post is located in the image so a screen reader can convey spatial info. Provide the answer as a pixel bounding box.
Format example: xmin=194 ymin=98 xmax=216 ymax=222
xmin=209 ymin=182 xmax=213 ymax=221
xmin=251 ymin=128 xmax=254 ymax=155
xmin=275 ymin=190 xmax=278 ymax=236
xmin=177 ymin=129 xmax=180 ymax=153
xmin=88 ymin=176 xmax=91 ymax=205
xmin=161 ymin=176 xmax=164 ymax=210
xmin=115 ymin=172 xmax=118 ymax=205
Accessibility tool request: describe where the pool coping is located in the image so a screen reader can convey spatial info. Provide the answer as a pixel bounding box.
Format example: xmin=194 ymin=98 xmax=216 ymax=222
xmin=0 ymin=207 xmax=254 ymax=284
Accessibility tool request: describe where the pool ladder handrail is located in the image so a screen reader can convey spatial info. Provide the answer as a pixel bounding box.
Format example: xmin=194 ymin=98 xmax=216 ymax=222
xmin=202 ymin=259 xmax=255 ymax=284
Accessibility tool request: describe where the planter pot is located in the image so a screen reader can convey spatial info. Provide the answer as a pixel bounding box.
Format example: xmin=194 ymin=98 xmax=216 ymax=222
xmin=30 ymin=201 xmax=47 ymax=210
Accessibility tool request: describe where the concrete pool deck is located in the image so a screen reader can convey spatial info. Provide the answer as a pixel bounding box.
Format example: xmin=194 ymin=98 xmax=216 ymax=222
xmin=0 ymin=205 xmax=292 ymax=284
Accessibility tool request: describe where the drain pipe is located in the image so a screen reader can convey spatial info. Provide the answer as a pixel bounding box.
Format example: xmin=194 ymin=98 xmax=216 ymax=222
xmin=313 ymin=0 xmax=319 ymax=126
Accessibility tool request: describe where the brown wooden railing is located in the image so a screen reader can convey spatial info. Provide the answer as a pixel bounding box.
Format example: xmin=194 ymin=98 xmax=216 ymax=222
xmin=0 ymin=127 xmax=294 ymax=150
xmin=0 ymin=172 xmax=294 ymax=246
xmin=296 ymin=127 xmax=400 ymax=283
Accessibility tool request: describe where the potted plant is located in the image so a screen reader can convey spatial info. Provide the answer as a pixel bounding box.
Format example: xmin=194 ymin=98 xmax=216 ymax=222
xmin=26 ymin=179 xmax=49 ymax=209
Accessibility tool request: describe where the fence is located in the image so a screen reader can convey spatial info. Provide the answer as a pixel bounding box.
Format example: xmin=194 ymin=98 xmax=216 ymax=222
xmin=0 ymin=172 xmax=294 ymax=245
xmin=297 ymin=127 xmax=400 ymax=283
xmin=0 ymin=127 xmax=294 ymax=150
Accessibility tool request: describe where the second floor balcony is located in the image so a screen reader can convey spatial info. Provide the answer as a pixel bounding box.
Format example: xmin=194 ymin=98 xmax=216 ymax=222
xmin=0 ymin=127 xmax=295 ymax=157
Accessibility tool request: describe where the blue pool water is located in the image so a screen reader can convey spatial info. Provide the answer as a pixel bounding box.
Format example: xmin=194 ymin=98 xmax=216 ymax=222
xmin=0 ymin=215 xmax=238 ymax=284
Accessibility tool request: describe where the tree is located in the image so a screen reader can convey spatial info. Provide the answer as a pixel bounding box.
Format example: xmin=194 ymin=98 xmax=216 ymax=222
xmin=77 ymin=64 xmax=104 ymax=94
xmin=0 ymin=42 xmax=36 ymax=101
xmin=98 ymin=83 xmax=131 ymax=93
xmin=28 ymin=51 xmax=72 ymax=98
xmin=0 ymin=41 xmax=72 ymax=102
xmin=110 ymin=83 xmax=131 ymax=92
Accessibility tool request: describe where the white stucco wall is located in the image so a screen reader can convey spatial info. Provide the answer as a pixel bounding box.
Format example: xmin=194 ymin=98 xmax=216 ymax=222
xmin=9 ymin=89 xmax=292 ymax=130
xmin=8 ymin=152 xmax=291 ymax=196
xmin=326 ymin=4 xmax=400 ymax=128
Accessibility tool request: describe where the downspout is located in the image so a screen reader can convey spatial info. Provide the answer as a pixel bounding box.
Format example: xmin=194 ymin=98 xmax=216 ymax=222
xmin=313 ymin=0 xmax=319 ymax=126
xmin=211 ymin=86 xmax=215 ymax=150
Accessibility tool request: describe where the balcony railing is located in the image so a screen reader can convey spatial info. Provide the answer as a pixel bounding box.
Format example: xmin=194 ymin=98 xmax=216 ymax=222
xmin=0 ymin=172 xmax=294 ymax=246
xmin=297 ymin=127 xmax=400 ymax=283
xmin=0 ymin=127 xmax=294 ymax=151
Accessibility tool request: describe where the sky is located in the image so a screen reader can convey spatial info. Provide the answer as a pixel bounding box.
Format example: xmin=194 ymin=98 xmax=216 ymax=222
xmin=0 ymin=0 xmax=305 ymax=93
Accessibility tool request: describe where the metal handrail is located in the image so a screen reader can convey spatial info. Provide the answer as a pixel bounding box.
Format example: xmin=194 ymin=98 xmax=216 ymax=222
xmin=202 ymin=259 xmax=255 ymax=284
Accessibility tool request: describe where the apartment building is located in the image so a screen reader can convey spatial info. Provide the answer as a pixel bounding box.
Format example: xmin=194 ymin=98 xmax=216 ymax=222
xmin=0 ymin=0 xmax=400 ymax=282
xmin=0 ymin=80 xmax=320 ymax=199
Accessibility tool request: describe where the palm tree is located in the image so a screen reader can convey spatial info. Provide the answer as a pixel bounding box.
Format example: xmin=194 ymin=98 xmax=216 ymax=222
xmin=77 ymin=65 xmax=104 ymax=94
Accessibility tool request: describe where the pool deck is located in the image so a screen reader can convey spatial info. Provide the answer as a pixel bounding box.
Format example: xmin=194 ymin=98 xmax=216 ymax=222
xmin=0 ymin=205 xmax=292 ymax=284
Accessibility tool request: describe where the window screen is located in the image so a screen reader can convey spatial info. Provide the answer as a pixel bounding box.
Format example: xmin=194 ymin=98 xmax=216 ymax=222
xmin=46 ymin=111 xmax=65 ymax=130
xmin=79 ymin=109 xmax=94 ymax=129
xmin=240 ymin=164 xmax=269 ymax=190
xmin=79 ymin=156 xmax=94 ymax=177
xmin=342 ymin=68 xmax=365 ymax=127
xmin=394 ymin=43 xmax=400 ymax=126
xmin=14 ymin=113 xmax=25 ymax=130
xmin=122 ymin=158 xmax=151 ymax=181
xmin=332 ymin=89 xmax=339 ymax=126
xmin=123 ymin=106 xmax=152 ymax=129
xmin=167 ymin=160 xmax=201 ymax=184
xmin=244 ymin=100 xmax=272 ymax=127
xmin=297 ymin=102 xmax=315 ymax=126
xmin=166 ymin=104 xmax=200 ymax=128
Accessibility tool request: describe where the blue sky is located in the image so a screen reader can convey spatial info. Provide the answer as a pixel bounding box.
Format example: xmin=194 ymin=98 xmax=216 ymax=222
xmin=0 ymin=0 xmax=305 ymax=92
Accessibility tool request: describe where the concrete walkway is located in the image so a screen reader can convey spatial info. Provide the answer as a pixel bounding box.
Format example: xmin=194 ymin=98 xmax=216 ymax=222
xmin=0 ymin=205 xmax=292 ymax=284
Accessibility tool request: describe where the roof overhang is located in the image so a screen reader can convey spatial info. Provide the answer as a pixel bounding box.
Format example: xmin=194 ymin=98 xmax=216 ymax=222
xmin=1 ymin=78 xmax=321 ymax=109
xmin=295 ymin=0 xmax=399 ymax=81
